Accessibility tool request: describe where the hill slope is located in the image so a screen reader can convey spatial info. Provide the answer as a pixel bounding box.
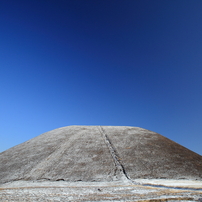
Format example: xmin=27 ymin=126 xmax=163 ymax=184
xmin=0 ymin=126 xmax=201 ymax=184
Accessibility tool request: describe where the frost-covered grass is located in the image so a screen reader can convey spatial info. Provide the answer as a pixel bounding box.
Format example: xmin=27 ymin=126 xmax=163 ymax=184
xmin=0 ymin=180 xmax=202 ymax=201
xmin=135 ymin=179 xmax=202 ymax=189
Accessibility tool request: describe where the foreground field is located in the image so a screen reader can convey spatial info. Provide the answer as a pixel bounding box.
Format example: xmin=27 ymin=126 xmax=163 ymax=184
xmin=0 ymin=180 xmax=201 ymax=201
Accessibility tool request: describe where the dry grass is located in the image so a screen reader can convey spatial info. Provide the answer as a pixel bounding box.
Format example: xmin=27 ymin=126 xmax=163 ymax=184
xmin=0 ymin=183 xmax=201 ymax=202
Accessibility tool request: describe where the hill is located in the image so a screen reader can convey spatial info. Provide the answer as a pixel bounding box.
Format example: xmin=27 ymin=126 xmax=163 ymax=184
xmin=0 ymin=125 xmax=201 ymax=184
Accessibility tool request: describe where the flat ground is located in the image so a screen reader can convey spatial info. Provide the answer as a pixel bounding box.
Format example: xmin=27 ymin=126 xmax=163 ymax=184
xmin=0 ymin=179 xmax=201 ymax=201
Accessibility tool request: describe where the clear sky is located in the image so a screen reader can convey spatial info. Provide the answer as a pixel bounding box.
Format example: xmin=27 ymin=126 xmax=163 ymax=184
xmin=0 ymin=0 xmax=202 ymax=155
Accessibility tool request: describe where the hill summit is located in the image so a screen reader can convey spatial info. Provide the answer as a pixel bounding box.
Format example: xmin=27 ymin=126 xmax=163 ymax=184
xmin=0 ymin=126 xmax=201 ymax=184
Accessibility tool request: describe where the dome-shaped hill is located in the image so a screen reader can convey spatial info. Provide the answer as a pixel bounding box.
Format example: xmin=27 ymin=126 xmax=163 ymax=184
xmin=0 ymin=126 xmax=201 ymax=184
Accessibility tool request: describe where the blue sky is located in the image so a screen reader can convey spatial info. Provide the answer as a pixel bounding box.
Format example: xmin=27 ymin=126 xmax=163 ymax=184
xmin=0 ymin=0 xmax=202 ymax=155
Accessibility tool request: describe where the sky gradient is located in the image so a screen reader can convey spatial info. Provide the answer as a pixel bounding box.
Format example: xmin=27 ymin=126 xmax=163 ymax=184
xmin=0 ymin=0 xmax=202 ymax=155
